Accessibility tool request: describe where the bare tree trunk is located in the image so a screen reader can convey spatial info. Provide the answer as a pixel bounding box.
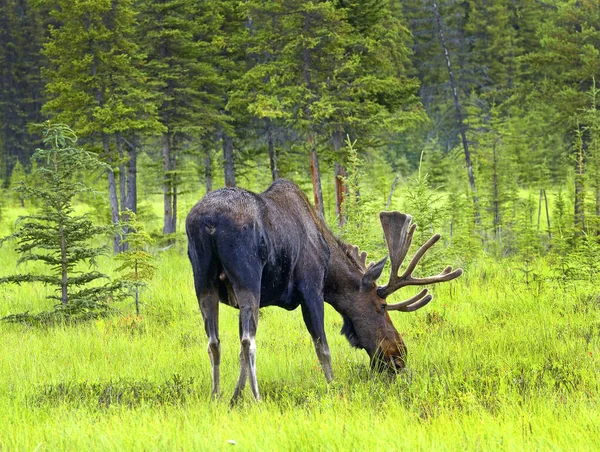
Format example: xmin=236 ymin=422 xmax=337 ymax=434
xmin=204 ymin=147 xmax=213 ymax=193
xmin=162 ymin=133 xmax=175 ymax=235
xmin=332 ymin=130 xmax=347 ymax=227
xmin=309 ymin=136 xmax=324 ymax=218
xmin=116 ymin=133 xmax=129 ymax=251
xmin=492 ymin=140 xmax=500 ymax=236
xmin=574 ymin=128 xmax=585 ymax=234
xmin=301 ymin=11 xmax=324 ymax=217
xmin=432 ymin=0 xmax=479 ymax=222
xmin=222 ymin=132 xmax=236 ymax=188
xmin=127 ymin=136 xmax=137 ymax=213
xmin=334 ymin=162 xmax=347 ymax=226
xmin=171 ymin=152 xmax=177 ymax=233
xmin=117 ymin=133 xmax=127 ymax=213
xmin=385 ymin=175 xmax=399 ymax=210
xmin=267 ymin=119 xmax=279 ymax=181
xmin=104 ymin=134 xmax=121 ymax=253
xmin=543 ymin=189 xmax=551 ymax=239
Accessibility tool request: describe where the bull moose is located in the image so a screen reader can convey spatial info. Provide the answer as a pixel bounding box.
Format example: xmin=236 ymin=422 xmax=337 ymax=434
xmin=186 ymin=179 xmax=462 ymax=402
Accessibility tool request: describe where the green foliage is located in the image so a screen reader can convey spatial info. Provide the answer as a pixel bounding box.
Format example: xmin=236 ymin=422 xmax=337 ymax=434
xmin=338 ymin=138 xmax=380 ymax=253
xmin=41 ymin=0 xmax=161 ymax=139
xmin=8 ymin=160 xmax=27 ymax=207
xmin=0 ymin=0 xmax=46 ymax=182
xmin=403 ymin=152 xmax=448 ymax=272
xmin=0 ymin=123 xmax=119 ymax=324
xmin=115 ymin=210 xmax=157 ymax=315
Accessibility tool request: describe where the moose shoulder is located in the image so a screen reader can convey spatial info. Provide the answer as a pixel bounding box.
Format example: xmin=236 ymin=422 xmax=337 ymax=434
xmin=186 ymin=179 xmax=462 ymax=402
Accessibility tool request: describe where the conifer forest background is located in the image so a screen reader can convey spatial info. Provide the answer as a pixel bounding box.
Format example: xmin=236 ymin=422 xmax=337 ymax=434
xmin=0 ymin=1 xmax=599 ymax=450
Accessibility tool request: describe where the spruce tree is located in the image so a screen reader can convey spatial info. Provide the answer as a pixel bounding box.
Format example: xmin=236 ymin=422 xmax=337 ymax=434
xmin=0 ymin=123 xmax=118 ymax=323
xmin=137 ymin=0 xmax=226 ymax=235
xmin=41 ymin=0 xmax=162 ymax=252
xmin=114 ymin=210 xmax=156 ymax=316
xmin=0 ymin=0 xmax=46 ymax=182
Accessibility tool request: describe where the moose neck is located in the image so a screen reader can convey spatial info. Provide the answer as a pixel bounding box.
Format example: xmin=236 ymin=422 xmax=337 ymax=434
xmin=322 ymin=237 xmax=365 ymax=317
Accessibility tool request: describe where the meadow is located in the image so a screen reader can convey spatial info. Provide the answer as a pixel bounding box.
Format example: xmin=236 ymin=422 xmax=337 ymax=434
xmin=0 ymin=226 xmax=600 ymax=451
xmin=0 ymin=189 xmax=599 ymax=451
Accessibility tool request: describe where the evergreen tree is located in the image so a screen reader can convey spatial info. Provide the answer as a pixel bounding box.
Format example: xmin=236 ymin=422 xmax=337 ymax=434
xmin=137 ymin=0 xmax=226 ymax=235
xmin=41 ymin=0 xmax=162 ymax=252
xmin=0 ymin=123 xmax=118 ymax=323
xmin=233 ymin=0 xmax=354 ymax=216
xmin=529 ymin=0 xmax=600 ymax=235
xmin=115 ymin=210 xmax=156 ymax=316
xmin=0 ymin=0 xmax=46 ymax=183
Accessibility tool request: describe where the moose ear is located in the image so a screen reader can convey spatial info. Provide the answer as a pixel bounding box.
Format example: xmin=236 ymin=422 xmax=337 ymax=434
xmin=360 ymin=256 xmax=388 ymax=292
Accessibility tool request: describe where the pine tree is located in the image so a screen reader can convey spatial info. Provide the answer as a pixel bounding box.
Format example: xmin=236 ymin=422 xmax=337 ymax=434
xmin=233 ymin=0 xmax=354 ymax=216
xmin=138 ymin=0 xmax=226 ymax=235
xmin=41 ymin=0 xmax=162 ymax=252
xmin=0 ymin=0 xmax=46 ymax=183
xmin=0 ymin=123 xmax=118 ymax=324
xmin=115 ymin=210 xmax=156 ymax=316
xmin=529 ymin=0 xmax=600 ymax=236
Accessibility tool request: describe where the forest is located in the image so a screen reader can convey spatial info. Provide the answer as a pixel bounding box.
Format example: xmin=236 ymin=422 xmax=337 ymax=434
xmin=0 ymin=0 xmax=599 ymax=450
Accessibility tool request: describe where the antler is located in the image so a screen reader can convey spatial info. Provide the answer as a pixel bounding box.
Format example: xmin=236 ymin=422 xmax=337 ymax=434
xmin=377 ymin=212 xmax=463 ymax=301
xmin=345 ymin=244 xmax=368 ymax=270
xmin=386 ymin=288 xmax=433 ymax=312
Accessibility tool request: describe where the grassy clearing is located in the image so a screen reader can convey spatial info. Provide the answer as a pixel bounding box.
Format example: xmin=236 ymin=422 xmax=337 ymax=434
xmin=1 ymin=238 xmax=599 ymax=450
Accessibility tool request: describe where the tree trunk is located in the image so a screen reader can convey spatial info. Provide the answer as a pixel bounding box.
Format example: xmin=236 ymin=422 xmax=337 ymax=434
xmin=574 ymin=128 xmax=585 ymax=234
xmin=543 ymin=189 xmax=551 ymax=239
xmin=104 ymin=134 xmax=121 ymax=253
xmin=492 ymin=140 xmax=500 ymax=236
xmin=204 ymin=147 xmax=213 ymax=193
xmin=222 ymin=132 xmax=236 ymax=187
xmin=162 ymin=133 xmax=175 ymax=235
xmin=59 ymin=219 xmax=68 ymax=305
xmin=334 ymin=162 xmax=347 ymax=226
xmin=332 ymin=130 xmax=347 ymax=227
xmin=432 ymin=0 xmax=479 ymax=222
xmin=309 ymin=136 xmax=325 ymax=218
xmin=116 ymin=134 xmax=129 ymax=251
xmin=171 ymin=151 xmax=177 ymax=233
xmin=117 ymin=133 xmax=127 ymax=213
xmin=385 ymin=175 xmax=399 ymax=210
xmin=127 ymin=136 xmax=137 ymax=213
xmin=267 ymin=119 xmax=279 ymax=181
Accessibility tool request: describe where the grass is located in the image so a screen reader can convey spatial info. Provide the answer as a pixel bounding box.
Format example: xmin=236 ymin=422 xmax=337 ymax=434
xmin=1 ymin=190 xmax=599 ymax=450
xmin=1 ymin=243 xmax=599 ymax=450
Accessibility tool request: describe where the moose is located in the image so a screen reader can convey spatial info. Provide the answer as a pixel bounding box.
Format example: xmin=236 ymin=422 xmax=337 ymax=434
xmin=186 ymin=179 xmax=462 ymax=402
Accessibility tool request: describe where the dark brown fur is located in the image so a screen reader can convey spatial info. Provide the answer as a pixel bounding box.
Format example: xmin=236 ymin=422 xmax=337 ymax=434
xmin=186 ymin=180 xmax=410 ymax=400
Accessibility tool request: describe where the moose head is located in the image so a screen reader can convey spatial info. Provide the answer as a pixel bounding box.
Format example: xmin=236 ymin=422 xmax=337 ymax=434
xmin=334 ymin=211 xmax=463 ymax=371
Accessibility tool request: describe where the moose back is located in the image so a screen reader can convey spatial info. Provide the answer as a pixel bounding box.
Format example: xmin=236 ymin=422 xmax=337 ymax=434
xmin=186 ymin=179 xmax=462 ymax=402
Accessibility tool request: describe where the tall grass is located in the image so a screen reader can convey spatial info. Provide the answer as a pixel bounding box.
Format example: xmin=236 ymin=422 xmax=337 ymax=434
xmin=1 ymin=163 xmax=599 ymax=450
xmin=1 ymin=241 xmax=599 ymax=450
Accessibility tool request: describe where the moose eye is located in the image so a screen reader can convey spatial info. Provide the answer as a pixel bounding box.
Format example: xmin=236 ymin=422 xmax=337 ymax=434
xmin=381 ymin=304 xmax=387 ymax=311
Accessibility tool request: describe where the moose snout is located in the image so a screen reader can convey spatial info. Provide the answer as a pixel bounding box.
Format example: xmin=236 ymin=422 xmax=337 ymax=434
xmin=370 ymin=342 xmax=407 ymax=372
xmin=391 ymin=354 xmax=405 ymax=370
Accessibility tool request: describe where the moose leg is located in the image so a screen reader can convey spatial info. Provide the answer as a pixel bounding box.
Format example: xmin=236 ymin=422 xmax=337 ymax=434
xmin=301 ymin=300 xmax=334 ymax=383
xmin=232 ymin=348 xmax=248 ymax=402
xmin=199 ymin=289 xmax=221 ymax=399
xmin=232 ymin=290 xmax=260 ymax=403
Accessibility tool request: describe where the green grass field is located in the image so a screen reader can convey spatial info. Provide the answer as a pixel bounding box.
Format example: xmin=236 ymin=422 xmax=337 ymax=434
xmin=1 ymin=193 xmax=599 ymax=450
xmin=1 ymin=244 xmax=599 ymax=450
